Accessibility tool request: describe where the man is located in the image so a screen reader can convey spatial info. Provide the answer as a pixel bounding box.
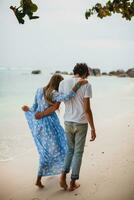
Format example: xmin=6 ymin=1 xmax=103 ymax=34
xmin=59 ymin=63 xmax=96 ymax=191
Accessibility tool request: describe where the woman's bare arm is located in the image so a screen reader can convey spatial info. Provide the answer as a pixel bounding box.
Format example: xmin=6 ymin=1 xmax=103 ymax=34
xmin=35 ymin=102 xmax=60 ymax=119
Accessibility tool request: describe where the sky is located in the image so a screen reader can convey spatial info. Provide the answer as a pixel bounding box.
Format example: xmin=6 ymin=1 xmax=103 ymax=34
xmin=0 ymin=0 xmax=134 ymax=72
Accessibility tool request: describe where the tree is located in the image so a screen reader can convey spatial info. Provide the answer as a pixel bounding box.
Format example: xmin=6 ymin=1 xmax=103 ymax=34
xmin=85 ymin=0 xmax=134 ymax=21
xmin=11 ymin=0 xmax=134 ymax=23
xmin=10 ymin=0 xmax=39 ymax=24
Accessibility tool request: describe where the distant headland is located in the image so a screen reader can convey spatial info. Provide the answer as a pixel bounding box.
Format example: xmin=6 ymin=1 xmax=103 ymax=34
xmin=55 ymin=68 xmax=134 ymax=78
xmin=31 ymin=68 xmax=134 ymax=78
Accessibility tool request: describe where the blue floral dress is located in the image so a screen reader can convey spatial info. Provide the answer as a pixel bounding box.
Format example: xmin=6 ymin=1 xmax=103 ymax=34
xmin=25 ymin=88 xmax=75 ymax=177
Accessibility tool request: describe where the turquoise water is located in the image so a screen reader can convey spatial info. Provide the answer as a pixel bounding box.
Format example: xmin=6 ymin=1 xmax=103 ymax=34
xmin=0 ymin=69 xmax=134 ymax=161
xmin=0 ymin=69 xmax=51 ymax=119
xmin=0 ymin=69 xmax=52 ymax=161
xmin=0 ymin=69 xmax=134 ymax=119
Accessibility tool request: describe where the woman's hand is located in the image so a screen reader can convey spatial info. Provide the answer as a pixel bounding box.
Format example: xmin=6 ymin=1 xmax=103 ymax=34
xmin=72 ymin=79 xmax=88 ymax=92
xmin=35 ymin=103 xmax=60 ymax=120
xmin=22 ymin=105 xmax=29 ymax=112
xmin=35 ymin=112 xmax=44 ymax=120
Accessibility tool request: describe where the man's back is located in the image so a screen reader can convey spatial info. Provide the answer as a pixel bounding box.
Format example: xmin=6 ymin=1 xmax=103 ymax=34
xmin=59 ymin=77 xmax=92 ymax=124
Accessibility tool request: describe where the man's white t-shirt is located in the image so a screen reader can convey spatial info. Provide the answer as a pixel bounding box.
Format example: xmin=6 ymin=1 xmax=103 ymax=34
xmin=59 ymin=77 xmax=92 ymax=124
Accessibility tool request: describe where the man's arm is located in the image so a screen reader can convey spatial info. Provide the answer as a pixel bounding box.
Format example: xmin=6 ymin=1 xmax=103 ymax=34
xmin=83 ymin=97 xmax=96 ymax=141
xmin=35 ymin=102 xmax=60 ymax=119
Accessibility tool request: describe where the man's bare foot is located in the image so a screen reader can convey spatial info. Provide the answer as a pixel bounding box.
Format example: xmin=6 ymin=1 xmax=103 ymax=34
xmin=69 ymin=181 xmax=80 ymax=191
xmin=59 ymin=174 xmax=68 ymax=190
xmin=35 ymin=176 xmax=44 ymax=188
xmin=35 ymin=181 xmax=44 ymax=188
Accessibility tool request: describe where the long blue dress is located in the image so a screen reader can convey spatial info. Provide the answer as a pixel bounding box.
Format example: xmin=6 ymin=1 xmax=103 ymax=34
xmin=25 ymin=88 xmax=75 ymax=176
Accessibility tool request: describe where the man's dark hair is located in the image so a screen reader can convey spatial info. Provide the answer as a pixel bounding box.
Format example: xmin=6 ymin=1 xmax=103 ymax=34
xmin=73 ymin=63 xmax=89 ymax=77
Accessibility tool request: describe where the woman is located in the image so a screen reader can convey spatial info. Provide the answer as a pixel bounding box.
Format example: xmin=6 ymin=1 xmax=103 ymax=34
xmin=22 ymin=74 xmax=87 ymax=188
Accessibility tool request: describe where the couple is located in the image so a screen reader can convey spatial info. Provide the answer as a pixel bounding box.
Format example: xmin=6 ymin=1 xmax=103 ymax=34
xmin=22 ymin=63 xmax=96 ymax=192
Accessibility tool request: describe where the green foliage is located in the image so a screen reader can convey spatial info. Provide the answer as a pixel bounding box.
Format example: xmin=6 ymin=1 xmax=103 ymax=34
xmin=20 ymin=0 xmax=38 ymax=12
xmin=10 ymin=0 xmax=39 ymax=24
xmin=85 ymin=0 xmax=134 ymax=20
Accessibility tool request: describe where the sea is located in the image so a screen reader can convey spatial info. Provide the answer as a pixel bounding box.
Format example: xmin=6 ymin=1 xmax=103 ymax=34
xmin=0 ymin=68 xmax=134 ymax=162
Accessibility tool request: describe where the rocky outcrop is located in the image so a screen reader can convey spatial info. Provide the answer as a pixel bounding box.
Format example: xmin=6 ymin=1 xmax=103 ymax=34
xmin=31 ymin=70 xmax=41 ymax=74
xmin=126 ymin=68 xmax=134 ymax=77
xmin=89 ymin=68 xmax=101 ymax=76
xmin=116 ymin=70 xmax=127 ymax=77
xmin=118 ymin=73 xmax=127 ymax=77
xmin=102 ymin=72 xmax=108 ymax=75
xmin=53 ymin=67 xmax=134 ymax=78
xmin=55 ymin=71 xmax=69 ymax=75
xmin=109 ymin=70 xmax=127 ymax=77
xmin=55 ymin=70 xmax=61 ymax=74
xmin=109 ymin=71 xmax=117 ymax=76
xmin=93 ymin=68 xmax=101 ymax=76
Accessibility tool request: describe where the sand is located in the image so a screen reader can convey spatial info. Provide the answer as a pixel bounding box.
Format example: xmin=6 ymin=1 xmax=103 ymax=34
xmin=0 ymin=112 xmax=134 ymax=200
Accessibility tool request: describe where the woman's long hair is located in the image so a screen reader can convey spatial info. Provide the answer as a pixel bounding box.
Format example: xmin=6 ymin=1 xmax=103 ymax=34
xmin=44 ymin=74 xmax=64 ymax=104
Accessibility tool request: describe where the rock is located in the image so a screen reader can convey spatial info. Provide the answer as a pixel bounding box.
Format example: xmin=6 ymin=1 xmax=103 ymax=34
xmin=102 ymin=72 xmax=108 ymax=75
xmin=116 ymin=69 xmax=125 ymax=74
xmin=88 ymin=67 xmax=94 ymax=75
xmin=126 ymin=68 xmax=134 ymax=77
xmin=109 ymin=71 xmax=116 ymax=76
xmin=55 ymin=71 xmax=69 ymax=75
xmin=88 ymin=67 xmax=101 ymax=76
xmin=31 ymin=70 xmax=41 ymax=74
xmin=92 ymin=68 xmax=101 ymax=76
xmin=116 ymin=70 xmax=127 ymax=77
xmin=55 ymin=70 xmax=61 ymax=74
xmin=118 ymin=73 xmax=127 ymax=77
xmin=69 ymin=72 xmax=73 ymax=75
xmin=62 ymin=71 xmax=69 ymax=75
xmin=109 ymin=70 xmax=127 ymax=77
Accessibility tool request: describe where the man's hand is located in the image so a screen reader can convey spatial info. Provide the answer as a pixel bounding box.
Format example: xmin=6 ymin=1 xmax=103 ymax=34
xmin=22 ymin=105 xmax=29 ymax=112
xmin=35 ymin=112 xmax=44 ymax=120
xmin=90 ymin=129 xmax=96 ymax=141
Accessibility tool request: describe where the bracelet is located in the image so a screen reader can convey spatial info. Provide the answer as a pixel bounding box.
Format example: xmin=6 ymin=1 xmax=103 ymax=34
xmin=75 ymin=83 xmax=81 ymax=89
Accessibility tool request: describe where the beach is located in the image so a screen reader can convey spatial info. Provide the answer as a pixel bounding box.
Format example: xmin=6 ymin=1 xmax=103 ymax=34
xmin=0 ymin=69 xmax=134 ymax=200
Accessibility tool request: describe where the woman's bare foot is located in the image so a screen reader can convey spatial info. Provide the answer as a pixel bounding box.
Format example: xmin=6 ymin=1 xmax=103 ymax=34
xmin=59 ymin=174 xmax=68 ymax=190
xmin=35 ymin=181 xmax=44 ymax=188
xmin=69 ymin=180 xmax=80 ymax=191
